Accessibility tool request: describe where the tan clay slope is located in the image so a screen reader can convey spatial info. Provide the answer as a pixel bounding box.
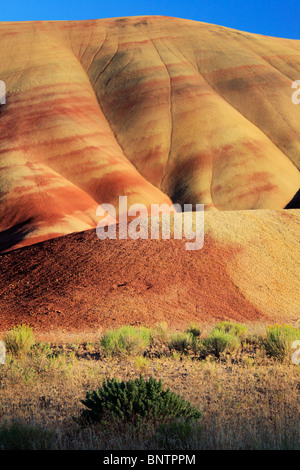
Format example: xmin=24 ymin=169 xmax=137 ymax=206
xmin=0 ymin=210 xmax=299 ymax=332
xmin=0 ymin=16 xmax=300 ymax=251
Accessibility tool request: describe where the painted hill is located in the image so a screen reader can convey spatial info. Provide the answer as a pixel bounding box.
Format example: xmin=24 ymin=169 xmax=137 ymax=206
xmin=0 ymin=16 xmax=300 ymax=252
xmin=0 ymin=210 xmax=299 ymax=332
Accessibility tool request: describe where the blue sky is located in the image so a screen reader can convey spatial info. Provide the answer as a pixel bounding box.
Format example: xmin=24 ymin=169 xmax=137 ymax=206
xmin=1 ymin=0 xmax=299 ymax=39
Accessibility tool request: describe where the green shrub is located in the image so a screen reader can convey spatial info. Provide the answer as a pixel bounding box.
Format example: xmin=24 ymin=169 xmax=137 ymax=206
xmin=154 ymin=419 xmax=202 ymax=450
xmin=212 ymin=321 xmax=248 ymax=341
xmin=168 ymin=332 xmax=195 ymax=354
xmin=100 ymin=326 xmax=151 ymax=357
xmin=0 ymin=420 xmax=54 ymax=450
xmin=3 ymin=325 xmax=35 ymax=357
xmin=262 ymin=324 xmax=300 ymax=362
xmin=76 ymin=375 xmax=201 ymax=427
xmin=201 ymin=329 xmax=240 ymax=358
xmin=134 ymin=356 xmax=150 ymax=373
xmin=185 ymin=323 xmax=201 ymax=339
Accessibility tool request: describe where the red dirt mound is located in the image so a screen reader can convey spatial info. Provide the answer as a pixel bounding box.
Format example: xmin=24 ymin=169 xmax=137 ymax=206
xmin=0 ymin=209 xmax=299 ymax=332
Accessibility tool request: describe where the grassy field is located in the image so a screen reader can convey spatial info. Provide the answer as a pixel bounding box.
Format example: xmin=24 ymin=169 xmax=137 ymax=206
xmin=0 ymin=322 xmax=299 ymax=450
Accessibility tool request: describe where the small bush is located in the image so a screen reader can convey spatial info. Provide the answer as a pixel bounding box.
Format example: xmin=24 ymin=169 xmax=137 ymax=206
xmin=262 ymin=324 xmax=300 ymax=362
xmin=212 ymin=321 xmax=248 ymax=341
xmin=3 ymin=325 xmax=35 ymax=357
xmin=201 ymin=329 xmax=240 ymax=358
xmin=168 ymin=332 xmax=195 ymax=354
xmin=0 ymin=420 xmax=54 ymax=450
xmin=134 ymin=356 xmax=150 ymax=374
xmin=154 ymin=419 xmax=202 ymax=450
xmin=185 ymin=323 xmax=201 ymax=339
xmin=150 ymin=322 xmax=169 ymax=343
xmin=100 ymin=326 xmax=151 ymax=357
xmin=76 ymin=375 xmax=201 ymax=427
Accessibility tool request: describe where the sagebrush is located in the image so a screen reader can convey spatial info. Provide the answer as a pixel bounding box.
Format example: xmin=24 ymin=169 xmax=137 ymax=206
xmin=76 ymin=375 xmax=202 ymax=427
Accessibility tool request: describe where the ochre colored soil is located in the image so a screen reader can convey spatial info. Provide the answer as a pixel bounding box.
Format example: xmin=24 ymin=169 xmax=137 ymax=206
xmin=1 ymin=209 xmax=299 ymax=332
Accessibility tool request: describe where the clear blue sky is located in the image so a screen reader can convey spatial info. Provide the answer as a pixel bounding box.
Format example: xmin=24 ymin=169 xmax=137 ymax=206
xmin=1 ymin=0 xmax=299 ymax=39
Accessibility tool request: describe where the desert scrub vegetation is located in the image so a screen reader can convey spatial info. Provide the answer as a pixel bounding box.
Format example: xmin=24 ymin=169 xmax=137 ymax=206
xmin=185 ymin=322 xmax=201 ymax=340
xmin=167 ymin=321 xmax=249 ymax=358
xmin=134 ymin=356 xmax=150 ymax=374
xmin=99 ymin=325 xmax=151 ymax=357
xmin=3 ymin=324 xmax=35 ymax=357
xmin=0 ymin=332 xmax=78 ymax=387
xmin=149 ymin=321 xmax=169 ymax=343
xmin=168 ymin=323 xmax=202 ymax=355
xmin=262 ymin=324 xmax=300 ymax=362
xmin=168 ymin=332 xmax=196 ymax=354
xmin=201 ymin=329 xmax=240 ymax=358
xmin=0 ymin=420 xmax=54 ymax=450
xmin=0 ymin=321 xmax=299 ymax=450
xmin=154 ymin=419 xmax=202 ymax=450
xmin=75 ymin=375 xmax=201 ymax=427
xmin=212 ymin=321 xmax=248 ymax=341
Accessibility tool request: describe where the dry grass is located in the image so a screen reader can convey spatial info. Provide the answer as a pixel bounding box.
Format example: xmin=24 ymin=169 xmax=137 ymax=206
xmin=0 ymin=324 xmax=299 ymax=450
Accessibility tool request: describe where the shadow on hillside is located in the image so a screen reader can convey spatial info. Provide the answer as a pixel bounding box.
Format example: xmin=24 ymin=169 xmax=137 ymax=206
xmin=0 ymin=219 xmax=34 ymax=253
xmin=285 ymin=189 xmax=300 ymax=209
